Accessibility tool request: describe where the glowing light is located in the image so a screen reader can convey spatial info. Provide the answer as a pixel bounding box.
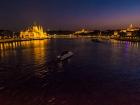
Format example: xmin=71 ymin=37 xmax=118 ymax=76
xmin=20 ymin=24 xmax=48 ymax=39
xmin=75 ymin=29 xmax=89 ymax=34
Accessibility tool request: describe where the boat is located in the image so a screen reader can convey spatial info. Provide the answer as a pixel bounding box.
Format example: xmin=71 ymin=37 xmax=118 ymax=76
xmin=57 ymin=51 xmax=74 ymax=61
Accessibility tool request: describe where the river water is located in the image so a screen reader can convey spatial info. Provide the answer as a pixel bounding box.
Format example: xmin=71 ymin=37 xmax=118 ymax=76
xmin=0 ymin=39 xmax=140 ymax=105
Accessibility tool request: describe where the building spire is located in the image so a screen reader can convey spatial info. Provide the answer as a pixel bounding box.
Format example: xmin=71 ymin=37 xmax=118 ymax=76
xmin=20 ymin=23 xmax=47 ymax=39
xmin=33 ymin=22 xmax=37 ymax=26
xmin=129 ymin=24 xmax=133 ymax=29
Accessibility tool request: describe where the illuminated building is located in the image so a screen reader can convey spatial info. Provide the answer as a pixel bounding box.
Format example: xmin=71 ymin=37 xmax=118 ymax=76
xmin=20 ymin=24 xmax=48 ymax=39
xmin=112 ymin=24 xmax=139 ymax=37
xmin=0 ymin=30 xmax=14 ymax=39
xmin=120 ymin=24 xmax=139 ymax=36
xmin=74 ymin=29 xmax=89 ymax=34
xmin=112 ymin=31 xmax=120 ymax=37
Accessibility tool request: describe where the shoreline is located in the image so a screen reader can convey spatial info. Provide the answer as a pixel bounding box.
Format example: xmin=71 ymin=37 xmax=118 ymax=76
xmin=0 ymin=39 xmax=45 ymax=43
xmin=112 ymin=37 xmax=140 ymax=42
xmin=2 ymin=36 xmax=140 ymax=43
xmin=0 ymin=36 xmax=98 ymax=43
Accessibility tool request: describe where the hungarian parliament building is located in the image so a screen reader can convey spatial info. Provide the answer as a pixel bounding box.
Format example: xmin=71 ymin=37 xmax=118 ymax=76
xmin=20 ymin=24 xmax=48 ymax=39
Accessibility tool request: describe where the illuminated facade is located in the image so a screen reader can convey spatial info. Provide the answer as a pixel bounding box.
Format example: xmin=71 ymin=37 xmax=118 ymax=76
xmin=74 ymin=29 xmax=89 ymax=34
xmin=120 ymin=24 xmax=139 ymax=36
xmin=113 ymin=24 xmax=139 ymax=37
xmin=113 ymin=31 xmax=119 ymax=37
xmin=20 ymin=24 xmax=48 ymax=39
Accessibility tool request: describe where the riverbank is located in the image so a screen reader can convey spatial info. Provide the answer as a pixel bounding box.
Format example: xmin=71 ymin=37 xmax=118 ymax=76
xmin=0 ymin=38 xmax=75 ymax=43
xmin=0 ymin=35 xmax=99 ymax=43
xmin=0 ymin=38 xmax=47 ymax=43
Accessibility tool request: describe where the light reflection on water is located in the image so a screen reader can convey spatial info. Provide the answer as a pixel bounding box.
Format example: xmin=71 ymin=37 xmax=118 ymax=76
xmin=0 ymin=40 xmax=50 ymax=80
xmin=1 ymin=39 xmax=140 ymax=105
xmin=110 ymin=39 xmax=139 ymax=48
xmin=0 ymin=40 xmax=48 ymax=60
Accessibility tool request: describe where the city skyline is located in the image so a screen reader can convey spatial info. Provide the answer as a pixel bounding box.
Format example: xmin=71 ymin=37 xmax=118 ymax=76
xmin=0 ymin=0 xmax=140 ymax=31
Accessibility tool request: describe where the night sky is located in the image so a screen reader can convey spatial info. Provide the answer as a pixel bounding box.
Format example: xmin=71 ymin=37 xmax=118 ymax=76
xmin=0 ymin=0 xmax=140 ymax=31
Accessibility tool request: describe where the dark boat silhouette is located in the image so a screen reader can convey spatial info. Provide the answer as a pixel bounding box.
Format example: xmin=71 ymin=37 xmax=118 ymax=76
xmin=57 ymin=51 xmax=74 ymax=61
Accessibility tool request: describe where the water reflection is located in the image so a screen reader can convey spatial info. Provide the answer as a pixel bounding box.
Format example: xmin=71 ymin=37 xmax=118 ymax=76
xmin=0 ymin=40 xmax=48 ymax=57
xmin=0 ymin=42 xmax=21 ymax=51
xmin=110 ymin=39 xmax=139 ymax=48
xmin=1 ymin=39 xmax=140 ymax=105
xmin=0 ymin=40 xmax=72 ymax=79
xmin=0 ymin=40 xmax=50 ymax=79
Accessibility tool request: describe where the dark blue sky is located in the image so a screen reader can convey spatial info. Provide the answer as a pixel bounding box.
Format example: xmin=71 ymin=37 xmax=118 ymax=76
xmin=0 ymin=0 xmax=140 ymax=31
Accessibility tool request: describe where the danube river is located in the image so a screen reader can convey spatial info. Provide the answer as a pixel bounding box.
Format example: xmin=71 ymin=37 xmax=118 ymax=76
xmin=0 ymin=39 xmax=140 ymax=105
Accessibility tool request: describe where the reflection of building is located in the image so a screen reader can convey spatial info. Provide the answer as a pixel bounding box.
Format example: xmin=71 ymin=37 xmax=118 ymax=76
xmin=20 ymin=24 xmax=48 ymax=39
